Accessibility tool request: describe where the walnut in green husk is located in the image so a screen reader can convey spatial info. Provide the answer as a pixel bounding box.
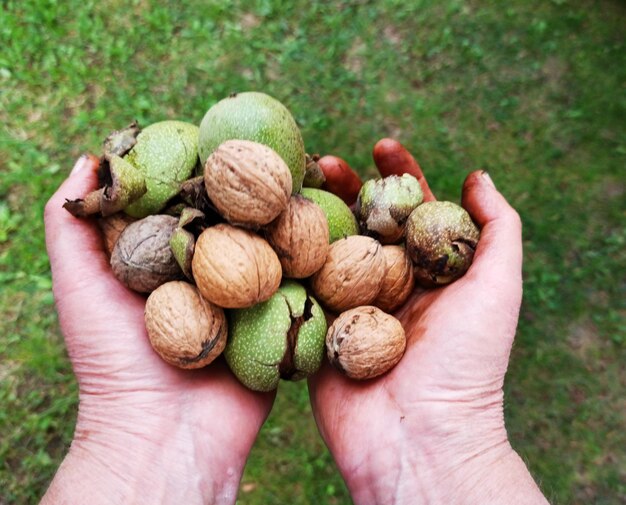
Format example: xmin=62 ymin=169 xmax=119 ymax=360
xmin=224 ymin=280 xmax=327 ymax=391
xmin=405 ymin=201 xmax=480 ymax=287
xmin=354 ymin=174 xmax=424 ymax=244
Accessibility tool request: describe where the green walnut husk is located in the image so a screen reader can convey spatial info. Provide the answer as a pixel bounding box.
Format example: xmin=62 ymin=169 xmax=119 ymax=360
xmin=405 ymin=201 xmax=480 ymax=287
xmin=198 ymin=91 xmax=306 ymax=192
xmin=124 ymin=120 xmax=200 ymax=217
xmin=355 ymin=174 xmax=424 ymax=244
xmin=224 ymin=280 xmax=327 ymax=392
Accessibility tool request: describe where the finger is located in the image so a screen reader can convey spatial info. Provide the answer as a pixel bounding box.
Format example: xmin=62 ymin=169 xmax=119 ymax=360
xmin=318 ymin=155 xmax=363 ymax=206
xmin=461 ymin=171 xmax=523 ymax=306
xmin=372 ymin=138 xmax=436 ymax=202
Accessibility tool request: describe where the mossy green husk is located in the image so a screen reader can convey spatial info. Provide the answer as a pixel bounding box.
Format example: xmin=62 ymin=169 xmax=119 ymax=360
xmin=124 ymin=121 xmax=199 ymax=218
xmin=198 ymin=92 xmax=306 ymax=192
xmin=224 ymin=281 xmax=326 ymax=392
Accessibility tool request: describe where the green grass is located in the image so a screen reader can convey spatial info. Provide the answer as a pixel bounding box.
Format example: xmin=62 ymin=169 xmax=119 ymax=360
xmin=1 ymin=0 xmax=625 ymax=503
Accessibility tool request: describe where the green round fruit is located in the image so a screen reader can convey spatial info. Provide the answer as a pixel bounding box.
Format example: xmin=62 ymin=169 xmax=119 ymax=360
xmin=300 ymin=188 xmax=359 ymax=243
xmin=224 ymin=280 xmax=327 ymax=392
xmin=198 ymin=92 xmax=305 ymax=192
xmin=124 ymin=121 xmax=199 ymax=218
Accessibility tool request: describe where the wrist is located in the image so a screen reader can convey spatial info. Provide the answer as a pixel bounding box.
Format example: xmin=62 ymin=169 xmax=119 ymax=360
xmin=42 ymin=396 xmax=247 ymax=505
xmin=340 ymin=402 xmax=547 ymax=505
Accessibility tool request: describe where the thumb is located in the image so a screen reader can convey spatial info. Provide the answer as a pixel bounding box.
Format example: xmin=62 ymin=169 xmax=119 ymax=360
xmin=461 ymin=170 xmax=523 ymax=309
xmin=44 ymin=156 xmax=144 ymax=344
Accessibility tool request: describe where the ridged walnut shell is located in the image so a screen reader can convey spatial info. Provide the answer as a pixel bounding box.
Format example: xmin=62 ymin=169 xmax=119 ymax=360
xmin=98 ymin=213 xmax=137 ymax=256
xmin=311 ymin=235 xmax=385 ymax=312
xmin=204 ymin=139 xmax=292 ymax=227
xmin=265 ymin=195 xmax=330 ymax=278
xmin=191 ymin=223 xmax=282 ymax=308
xmin=326 ymin=306 xmax=406 ymax=380
xmin=373 ymin=245 xmax=415 ymax=312
xmin=110 ymin=215 xmax=182 ymax=293
xmin=145 ymin=281 xmax=227 ymax=369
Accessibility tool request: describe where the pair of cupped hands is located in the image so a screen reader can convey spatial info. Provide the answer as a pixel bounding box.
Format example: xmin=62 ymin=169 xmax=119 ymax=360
xmin=42 ymin=140 xmax=548 ymax=504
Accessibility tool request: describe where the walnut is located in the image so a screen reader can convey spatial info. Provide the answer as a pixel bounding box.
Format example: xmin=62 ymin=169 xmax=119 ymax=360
xmin=98 ymin=213 xmax=137 ymax=256
xmin=326 ymin=305 xmax=406 ymax=380
xmin=145 ymin=281 xmax=227 ymax=369
xmin=310 ymin=235 xmax=385 ymax=313
xmin=264 ymin=195 xmax=329 ymax=278
xmin=110 ymin=215 xmax=182 ymax=292
xmin=373 ymin=245 xmax=415 ymax=312
xmin=191 ymin=223 xmax=282 ymax=308
xmin=204 ymin=139 xmax=292 ymax=228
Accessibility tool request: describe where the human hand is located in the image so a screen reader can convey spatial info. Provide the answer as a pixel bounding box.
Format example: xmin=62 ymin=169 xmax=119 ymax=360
xmin=42 ymin=155 xmax=274 ymax=505
xmin=309 ymin=140 xmax=549 ymax=504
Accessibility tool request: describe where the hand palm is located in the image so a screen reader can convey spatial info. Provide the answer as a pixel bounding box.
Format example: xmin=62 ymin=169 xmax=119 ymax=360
xmin=45 ymin=157 xmax=273 ymax=460
xmin=309 ymin=168 xmax=523 ymax=489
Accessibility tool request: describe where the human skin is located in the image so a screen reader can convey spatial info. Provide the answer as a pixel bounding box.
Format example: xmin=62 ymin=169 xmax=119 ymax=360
xmin=42 ymin=147 xmax=549 ymax=504
xmin=41 ymin=155 xmax=275 ymax=505
xmin=308 ymin=139 xmax=550 ymax=504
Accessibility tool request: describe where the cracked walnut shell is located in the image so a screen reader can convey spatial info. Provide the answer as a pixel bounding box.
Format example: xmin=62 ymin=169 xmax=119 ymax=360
xmin=191 ymin=223 xmax=282 ymax=308
xmin=326 ymin=306 xmax=406 ymax=380
xmin=265 ymin=195 xmax=330 ymax=278
xmin=145 ymin=281 xmax=227 ymax=369
xmin=204 ymin=139 xmax=292 ymax=228
xmin=310 ymin=235 xmax=385 ymax=312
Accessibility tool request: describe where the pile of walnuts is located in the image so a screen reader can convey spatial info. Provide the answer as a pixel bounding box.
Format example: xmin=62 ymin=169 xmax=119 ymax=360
xmin=68 ymin=134 xmax=479 ymax=391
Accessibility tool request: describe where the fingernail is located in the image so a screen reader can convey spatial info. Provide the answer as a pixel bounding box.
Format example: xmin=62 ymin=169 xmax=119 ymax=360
xmin=481 ymin=170 xmax=496 ymax=188
xmin=70 ymin=154 xmax=90 ymax=176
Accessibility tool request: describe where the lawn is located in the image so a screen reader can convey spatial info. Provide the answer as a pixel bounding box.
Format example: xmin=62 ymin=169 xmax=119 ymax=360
xmin=1 ymin=0 xmax=624 ymax=503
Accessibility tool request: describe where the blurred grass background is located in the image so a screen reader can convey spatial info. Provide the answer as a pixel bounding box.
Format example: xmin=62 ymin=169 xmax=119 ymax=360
xmin=1 ymin=0 xmax=624 ymax=503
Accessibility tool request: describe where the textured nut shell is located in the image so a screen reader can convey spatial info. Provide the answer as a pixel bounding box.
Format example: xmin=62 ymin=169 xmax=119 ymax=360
xmin=405 ymin=201 xmax=480 ymax=286
xmin=110 ymin=215 xmax=182 ymax=293
xmin=192 ymin=223 xmax=282 ymax=308
xmin=224 ymin=280 xmax=327 ymax=392
xmin=98 ymin=213 xmax=137 ymax=256
xmin=326 ymin=306 xmax=406 ymax=380
xmin=373 ymin=245 xmax=415 ymax=312
xmin=204 ymin=139 xmax=292 ymax=227
xmin=265 ymin=195 xmax=330 ymax=278
xmin=145 ymin=281 xmax=227 ymax=369
xmin=311 ymin=235 xmax=385 ymax=312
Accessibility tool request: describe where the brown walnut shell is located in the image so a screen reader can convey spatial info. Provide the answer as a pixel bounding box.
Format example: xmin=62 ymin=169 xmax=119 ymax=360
xmin=98 ymin=213 xmax=137 ymax=256
xmin=265 ymin=194 xmax=330 ymax=278
xmin=326 ymin=305 xmax=406 ymax=380
xmin=191 ymin=223 xmax=282 ymax=308
xmin=110 ymin=215 xmax=182 ymax=293
xmin=204 ymin=139 xmax=292 ymax=228
xmin=145 ymin=281 xmax=227 ymax=369
xmin=373 ymin=245 xmax=415 ymax=312
xmin=310 ymin=235 xmax=385 ymax=312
